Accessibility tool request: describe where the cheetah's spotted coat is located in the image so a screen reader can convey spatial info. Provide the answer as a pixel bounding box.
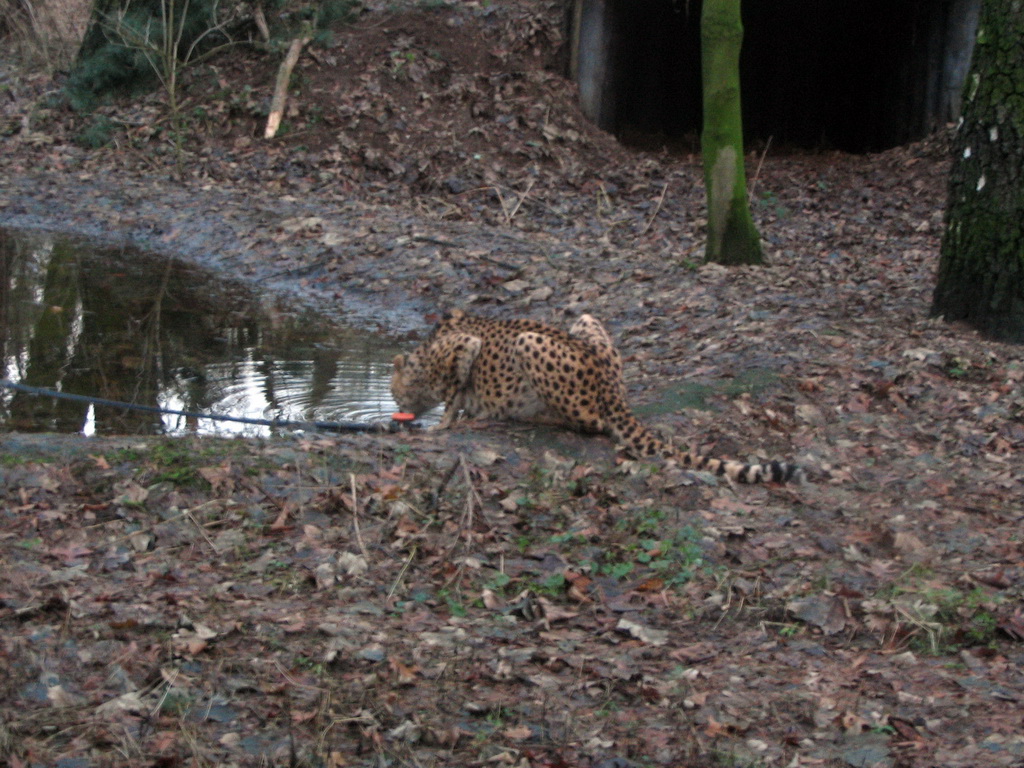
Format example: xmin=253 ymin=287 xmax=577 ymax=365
xmin=391 ymin=310 xmax=800 ymax=484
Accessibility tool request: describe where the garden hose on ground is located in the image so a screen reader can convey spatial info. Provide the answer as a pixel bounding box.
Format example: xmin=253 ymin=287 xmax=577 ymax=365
xmin=0 ymin=379 xmax=409 ymax=434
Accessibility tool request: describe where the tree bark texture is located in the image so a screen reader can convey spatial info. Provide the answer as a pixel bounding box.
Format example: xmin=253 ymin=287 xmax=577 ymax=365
xmin=700 ymin=0 xmax=762 ymax=266
xmin=930 ymin=0 xmax=1024 ymax=342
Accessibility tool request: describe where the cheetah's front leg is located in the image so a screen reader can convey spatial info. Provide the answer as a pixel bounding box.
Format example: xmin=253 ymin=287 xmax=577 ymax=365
xmin=436 ymin=333 xmax=483 ymax=429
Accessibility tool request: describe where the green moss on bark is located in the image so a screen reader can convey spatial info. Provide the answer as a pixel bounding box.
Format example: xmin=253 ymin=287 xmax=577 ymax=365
xmin=700 ymin=0 xmax=762 ymax=266
xmin=931 ymin=0 xmax=1024 ymax=342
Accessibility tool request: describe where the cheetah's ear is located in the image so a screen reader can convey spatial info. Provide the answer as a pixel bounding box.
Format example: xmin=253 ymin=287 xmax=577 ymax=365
xmin=443 ymin=308 xmax=466 ymax=322
xmin=393 ymin=354 xmax=406 ymax=372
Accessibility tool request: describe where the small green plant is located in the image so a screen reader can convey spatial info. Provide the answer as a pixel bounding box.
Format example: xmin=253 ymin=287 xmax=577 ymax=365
xmin=615 ymin=511 xmax=708 ymax=588
xmin=158 ymin=687 xmax=193 ymax=716
xmin=880 ymin=580 xmax=1006 ymax=655
xmin=484 ymin=706 xmax=509 ymax=726
xmin=296 ymin=655 xmax=326 ymax=676
xmin=944 ymin=359 xmax=969 ymax=379
xmin=74 ymin=115 xmax=117 ymax=148
xmin=600 ymin=560 xmax=634 ymax=580
xmin=439 ymin=588 xmax=467 ymax=618
xmin=0 ymin=453 xmax=43 ymax=467
xmin=147 ymin=441 xmax=202 ymax=486
xmin=510 ymin=495 xmax=536 ymax=511
xmin=107 ymin=447 xmax=144 ymax=464
xmin=929 ymin=587 xmax=1003 ymax=647
xmin=389 ymin=49 xmax=417 ymax=76
xmin=755 ymin=188 xmax=791 ymax=219
xmin=942 ymin=354 xmax=995 ymax=382
xmin=622 ymin=506 xmax=666 ymax=536
xmin=533 ymin=572 xmax=565 ymax=597
xmin=595 ymin=698 xmax=621 ymax=718
xmin=964 ymin=611 xmax=999 ymax=646
xmin=483 ymin=571 xmax=511 ymax=594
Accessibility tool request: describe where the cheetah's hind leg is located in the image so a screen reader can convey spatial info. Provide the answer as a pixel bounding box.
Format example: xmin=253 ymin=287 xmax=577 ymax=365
xmin=512 ymin=330 xmax=608 ymax=433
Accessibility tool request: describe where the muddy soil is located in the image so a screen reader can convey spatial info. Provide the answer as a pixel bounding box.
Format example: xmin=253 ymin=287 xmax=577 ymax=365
xmin=2 ymin=2 xmax=1023 ymax=767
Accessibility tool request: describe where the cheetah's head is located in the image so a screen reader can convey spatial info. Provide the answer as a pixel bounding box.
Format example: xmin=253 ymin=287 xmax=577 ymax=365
xmin=391 ymin=350 xmax=442 ymax=417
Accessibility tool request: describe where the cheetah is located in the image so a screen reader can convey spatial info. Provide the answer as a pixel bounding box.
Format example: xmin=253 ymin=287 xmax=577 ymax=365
xmin=391 ymin=310 xmax=801 ymax=484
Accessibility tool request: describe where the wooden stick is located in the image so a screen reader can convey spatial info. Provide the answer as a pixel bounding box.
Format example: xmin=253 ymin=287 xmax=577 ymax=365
xmin=265 ymin=36 xmax=311 ymax=139
xmin=253 ymin=3 xmax=270 ymax=42
xmin=350 ymin=473 xmax=370 ymax=561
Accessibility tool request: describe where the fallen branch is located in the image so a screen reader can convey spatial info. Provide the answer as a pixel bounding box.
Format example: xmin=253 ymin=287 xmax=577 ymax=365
xmin=265 ymin=35 xmax=311 ymax=139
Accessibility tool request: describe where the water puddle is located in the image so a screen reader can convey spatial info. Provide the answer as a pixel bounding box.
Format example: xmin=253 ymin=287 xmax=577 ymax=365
xmin=0 ymin=227 xmax=411 ymax=436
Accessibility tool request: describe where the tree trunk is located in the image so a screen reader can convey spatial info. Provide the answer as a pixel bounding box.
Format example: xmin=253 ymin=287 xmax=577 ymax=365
xmin=930 ymin=0 xmax=1024 ymax=342
xmin=700 ymin=0 xmax=762 ymax=266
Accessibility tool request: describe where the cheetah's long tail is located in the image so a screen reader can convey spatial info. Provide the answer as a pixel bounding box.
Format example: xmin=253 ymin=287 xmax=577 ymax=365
xmin=611 ymin=415 xmax=803 ymax=484
xmin=674 ymin=451 xmax=804 ymax=484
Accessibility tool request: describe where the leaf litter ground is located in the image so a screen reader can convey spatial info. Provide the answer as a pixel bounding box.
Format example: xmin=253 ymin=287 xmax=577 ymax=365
xmin=1 ymin=2 xmax=1023 ymax=766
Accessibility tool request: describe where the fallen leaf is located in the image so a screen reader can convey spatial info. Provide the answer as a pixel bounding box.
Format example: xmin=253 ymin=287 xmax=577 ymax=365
xmin=616 ymin=618 xmax=669 ymax=646
xmin=502 ymin=724 xmax=533 ymax=740
xmin=787 ymin=594 xmax=849 ymax=635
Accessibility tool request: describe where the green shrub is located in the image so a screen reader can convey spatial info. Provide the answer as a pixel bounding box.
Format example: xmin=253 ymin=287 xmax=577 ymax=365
xmin=74 ymin=114 xmax=117 ymax=148
xmin=65 ymin=0 xmax=225 ymax=111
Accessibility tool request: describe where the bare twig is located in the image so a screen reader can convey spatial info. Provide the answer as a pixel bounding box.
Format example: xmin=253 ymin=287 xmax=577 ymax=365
xmin=387 ymin=544 xmax=418 ymax=599
xmin=273 ymin=659 xmax=325 ymax=692
xmin=428 ymin=457 xmax=461 ymax=512
xmin=150 ymin=668 xmax=179 ymax=718
xmin=443 ymin=455 xmax=483 ymax=560
xmin=184 ymin=509 xmax=218 ymax=553
xmin=640 ymin=182 xmax=669 ymax=235
xmin=748 ymin=136 xmax=773 ymax=202
xmin=460 ymin=454 xmax=484 ymax=515
xmin=503 ymin=178 xmax=536 ymax=224
xmin=350 ymin=473 xmax=370 ymax=560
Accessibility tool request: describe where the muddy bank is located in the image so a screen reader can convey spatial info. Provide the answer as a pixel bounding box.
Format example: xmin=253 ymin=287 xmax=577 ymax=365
xmin=1 ymin=169 xmax=445 ymax=334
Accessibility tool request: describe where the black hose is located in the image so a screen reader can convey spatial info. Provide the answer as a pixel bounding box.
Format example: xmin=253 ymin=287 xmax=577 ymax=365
xmin=0 ymin=379 xmax=403 ymax=434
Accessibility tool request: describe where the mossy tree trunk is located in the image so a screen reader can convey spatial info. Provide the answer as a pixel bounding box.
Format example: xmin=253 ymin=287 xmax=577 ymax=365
xmin=700 ymin=0 xmax=762 ymax=266
xmin=930 ymin=0 xmax=1024 ymax=342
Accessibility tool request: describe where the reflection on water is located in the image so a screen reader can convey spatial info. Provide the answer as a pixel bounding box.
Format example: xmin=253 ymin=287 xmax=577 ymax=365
xmin=0 ymin=227 xmax=407 ymax=436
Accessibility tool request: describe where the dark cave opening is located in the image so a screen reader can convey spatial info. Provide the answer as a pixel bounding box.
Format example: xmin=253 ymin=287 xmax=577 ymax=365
xmin=571 ymin=0 xmax=978 ymax=153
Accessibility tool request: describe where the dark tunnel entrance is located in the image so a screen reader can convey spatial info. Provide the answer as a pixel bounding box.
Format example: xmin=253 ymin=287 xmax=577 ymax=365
xmin=570 ymin=0 xmax=979 ymax=153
